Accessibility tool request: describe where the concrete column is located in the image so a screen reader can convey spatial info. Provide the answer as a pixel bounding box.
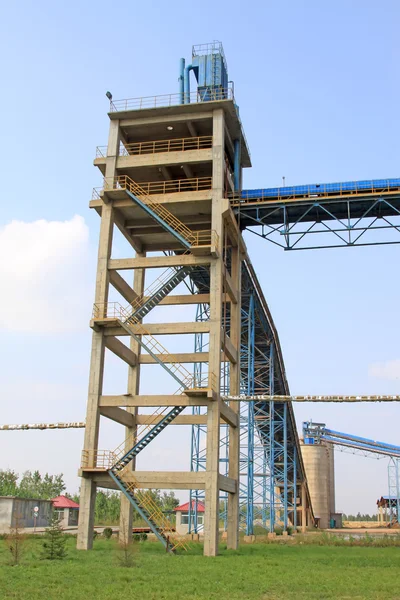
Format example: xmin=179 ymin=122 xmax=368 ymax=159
xmin=227 ymin=244 xmax=241 ymax=550
xmin=204 ymin=109 xmax=225 ymax=557
xmin=77 ymin=121 xmax=117 ymax=550
xmin=119 ymin=251 xmax=145 ymax=544
xmin=105 ymin=119 xmax=120 ymax=180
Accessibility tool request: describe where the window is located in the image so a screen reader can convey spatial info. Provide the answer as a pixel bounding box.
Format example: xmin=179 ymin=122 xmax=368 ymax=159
xmin=180 ymin=513 xmax=203 ymax=525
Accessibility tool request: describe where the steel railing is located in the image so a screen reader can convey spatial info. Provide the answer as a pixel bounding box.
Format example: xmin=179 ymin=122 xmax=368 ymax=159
xmin=109 ymin=87 xmax=234 ymax=112
xmin=232 ymin=181 xmax=400 ymax=206
xmin=121 ymin=136 xmax=213 ymax=156
xmin=96 ymin=136 xmax=212 ymax=159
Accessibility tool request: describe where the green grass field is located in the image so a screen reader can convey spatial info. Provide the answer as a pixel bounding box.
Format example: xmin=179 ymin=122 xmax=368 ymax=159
xmin=1 ymin=536 xmax=400 ymax=600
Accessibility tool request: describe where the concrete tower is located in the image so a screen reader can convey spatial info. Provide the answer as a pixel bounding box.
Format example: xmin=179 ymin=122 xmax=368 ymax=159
xmin=76 ymin=53 xmax=250 ymax=555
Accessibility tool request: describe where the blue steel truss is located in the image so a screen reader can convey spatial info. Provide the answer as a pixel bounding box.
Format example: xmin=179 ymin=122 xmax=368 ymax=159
xmin=234 ymin=178 xmax=400 ymax=250
xmin=188 ymin=259 xmax=311 ymax=535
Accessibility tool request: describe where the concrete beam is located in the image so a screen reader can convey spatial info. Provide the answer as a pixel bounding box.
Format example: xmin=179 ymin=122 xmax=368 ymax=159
xmin=116 ymin=149 xmax=212 ymax=170
xmin=108 ymin=255 xmax=213 ymax=270
xmin=218 ymin=475 xmax=237 ymax=494
xmin=102 ymin=321 xmax=210 ymax=336
xmin=224 ymin=270 xmax=238 ymax=304
xmin=222 ymin=334 xmax=238 ymax=364
xmin=120 ymin=111 xmax=213 ymax=127
xmin=100 ymin=407 xmax=135 ymax=428
xmin=135 ymin=414 xmax=207 ymax=425
xmin=109 ymin=271 xmax=138 ymax=304
xmin=140 ymin=352 xmax=209 ymax=364
xmin=220 ymin=401 xmax=239 ymax=428
xmin=122 ymin=471 xmax=207 ymax=490
xmin=104 ymin=336 xmax=137 ymax=366
xmin=99 ymin=394 xmax=210 ymax=407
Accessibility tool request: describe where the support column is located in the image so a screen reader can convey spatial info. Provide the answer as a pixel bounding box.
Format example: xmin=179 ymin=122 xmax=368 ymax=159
xmin=77 ymin=120 xmax=119 ymax=550
xmin=204 ymin=108 xmax=224 ymax=557
xmin=119 ymin=251 xmax=145 ymax=544
xmin=77 ymin=201 xmax=113 ymax=549
xmin=301 ymin=482 xmax=307 ymax=532
xmin=227 ymin=245 xmax=241 ymax=549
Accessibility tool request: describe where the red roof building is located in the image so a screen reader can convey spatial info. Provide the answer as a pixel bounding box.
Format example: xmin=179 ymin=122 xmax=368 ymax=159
xmin=51 ymin=495 xmax=80 ymax=509
xmin=174 ymin=500 xmax=205 ymax=512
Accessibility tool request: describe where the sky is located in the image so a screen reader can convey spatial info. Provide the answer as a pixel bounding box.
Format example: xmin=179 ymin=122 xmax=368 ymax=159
xmin=0 ymin=0 xmax=399 ymax=515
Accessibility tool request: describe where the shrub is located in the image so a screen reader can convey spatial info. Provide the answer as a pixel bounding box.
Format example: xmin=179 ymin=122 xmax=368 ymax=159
xmin=140 ymin=532 xmax=148 ymax=542
xmin=103 ymin=527 xmax=113 ymax=539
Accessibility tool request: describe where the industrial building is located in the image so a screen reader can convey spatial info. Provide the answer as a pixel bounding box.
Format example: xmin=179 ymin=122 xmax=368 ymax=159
xmin=73 ymin=41 xmax=400 ymax=555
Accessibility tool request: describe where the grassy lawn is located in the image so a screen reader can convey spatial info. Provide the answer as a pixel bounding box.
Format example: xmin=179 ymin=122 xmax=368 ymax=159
xmin=1 ymin=536 xmax=400 ymax=600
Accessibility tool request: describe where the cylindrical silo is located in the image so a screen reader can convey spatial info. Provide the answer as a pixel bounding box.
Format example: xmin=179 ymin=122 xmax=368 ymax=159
xmin=301 ymin=441 xmax=334 ymax=528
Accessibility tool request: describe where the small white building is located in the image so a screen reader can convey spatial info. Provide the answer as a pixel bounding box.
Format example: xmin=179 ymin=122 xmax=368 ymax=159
xmin=174 ymin=501 xmax=205 ymax=535
xmin=0 ymin=496 xmax=52 ymax=529
xmin=51 ymin=495 xmax=79 ymax=528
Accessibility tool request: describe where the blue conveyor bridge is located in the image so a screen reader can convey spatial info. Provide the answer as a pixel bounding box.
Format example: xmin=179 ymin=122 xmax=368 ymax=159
xmin=234 ymin=178 xmax=400 ymax=250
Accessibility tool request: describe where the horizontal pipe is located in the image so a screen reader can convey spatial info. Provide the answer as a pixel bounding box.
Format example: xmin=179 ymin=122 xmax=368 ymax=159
xmin=222 ymin=394 xmax=400 ymax=402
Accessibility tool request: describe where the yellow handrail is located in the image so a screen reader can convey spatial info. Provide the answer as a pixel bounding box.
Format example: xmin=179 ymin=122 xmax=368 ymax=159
xmin=121 ymin=136 xmax=213 ymax=156
xmin=102 ymin=175 xmax=215 ymax=248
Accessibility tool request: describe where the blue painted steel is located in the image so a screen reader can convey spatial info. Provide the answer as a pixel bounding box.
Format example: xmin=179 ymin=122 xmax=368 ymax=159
xmin=188 ymin=302 xmax=209 ymax=533
xmin=388 ymin=458 xmax=400 ymax=524
xmin=246 ymin=294 xmax=255 ymax=535
xmin=179 ymin=58 xmax=185 ymax=104
xmin=323 ymin=428 xmax=400 ymax=453
xmin=187 ymin=260 xmax=306 ymax=536
xmin=320 ymin=435 xmax=400 ymax=458
xmin=184 ymin=64 xmax=194 ymax=104
xmin=292 ymin=449 xmax=297 ymax=528
xmin=241 ymin=178 xmax=400 ymax=201
xmin=108 ymin=402 xmax=188 ymax=552
xmin=126 ymin=190 xmax=191 ymax=249
xmin=125 ymin=267 xmax=193 ymax=325
xmin=109 ymin=471 xmax=172 ymax=550
xmin=283 ymin=403 xmax=288 ymax=530
xmin=234 ymin=139 xmax=241 ymax=192
xmin=304 ymin=422 xmax=400 ymax=457
xmin=269 ymin=344 xmax=275 ymax=532
xmin=111 ymin=406 xmax=185 ymax=473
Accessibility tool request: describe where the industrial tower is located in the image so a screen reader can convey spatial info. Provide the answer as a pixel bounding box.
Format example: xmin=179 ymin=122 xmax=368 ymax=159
xmin=77 ymin=42 xmax=313 ymax=555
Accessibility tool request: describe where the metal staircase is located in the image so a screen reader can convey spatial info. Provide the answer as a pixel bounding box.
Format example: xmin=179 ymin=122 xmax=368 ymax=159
xmin=105 ymin=176 xmax=215 ymax=250
xmin=125 ymin=265 xmax=194 ymax=325
xmin=91 ymin=260 xmax=211 ymax=550
xmin=109 ymin=405 xmax=190 ymax=552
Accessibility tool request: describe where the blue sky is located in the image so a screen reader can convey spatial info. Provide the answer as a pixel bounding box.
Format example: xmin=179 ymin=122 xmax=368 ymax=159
xmin=0 ymin=0 xmax=399 ymax=515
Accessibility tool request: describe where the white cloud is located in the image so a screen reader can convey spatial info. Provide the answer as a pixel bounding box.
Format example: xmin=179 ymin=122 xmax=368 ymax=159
xmin=0 ymin=215 xmax=92 ymax=333
xmin=368 ymin=359 xmax=400 ymax=381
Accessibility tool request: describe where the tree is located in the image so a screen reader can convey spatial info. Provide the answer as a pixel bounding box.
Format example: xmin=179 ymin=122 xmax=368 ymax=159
xmin=95 ymin=491 xmax=120 ymax=524
xmin=41 ymin=513 xmax=68 ymax=560
xmin=6 ymin=512 xmax=25 ymax=566
xmin=19 ymin=470 xmax=66 ymax=499
xmin=161 ymin=491 xmax=179 ymax=512
xmin=0 ymin=470 xmax=19 ymax=496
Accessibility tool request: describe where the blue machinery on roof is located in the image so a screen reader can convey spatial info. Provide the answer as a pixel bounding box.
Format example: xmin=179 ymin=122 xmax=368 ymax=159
xmin=303 ymin=422 xmax=400 ymax=524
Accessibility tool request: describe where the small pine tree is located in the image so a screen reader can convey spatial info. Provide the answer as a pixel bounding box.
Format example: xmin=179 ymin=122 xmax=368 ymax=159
xmin=41 ymin=513 xmax=68 ymax=560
